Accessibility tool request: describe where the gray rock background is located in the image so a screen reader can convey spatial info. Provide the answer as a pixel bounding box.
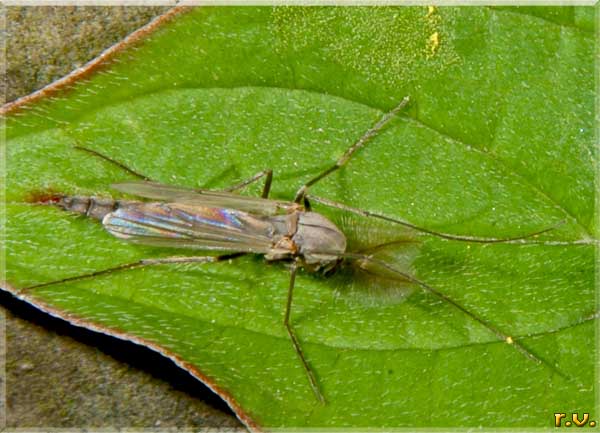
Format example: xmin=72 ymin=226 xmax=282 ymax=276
xmin=3 ymin=6 xmax=242 ymax=429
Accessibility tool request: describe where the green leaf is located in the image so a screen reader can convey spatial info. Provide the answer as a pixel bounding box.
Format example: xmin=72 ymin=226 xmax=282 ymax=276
xmin=4 ymin=6 xmax=596 ymax=428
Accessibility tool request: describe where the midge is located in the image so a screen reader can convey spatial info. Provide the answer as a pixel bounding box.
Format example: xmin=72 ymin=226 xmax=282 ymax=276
xmin=24 ymin=97 xmax=557 ymax=403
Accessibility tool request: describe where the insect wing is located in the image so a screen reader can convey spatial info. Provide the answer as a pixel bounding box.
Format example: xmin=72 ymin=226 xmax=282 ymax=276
xmin=112 ymin=181 xmax=293 ymax=216
xmin=102 ymin=202 xmax=277 ymax=254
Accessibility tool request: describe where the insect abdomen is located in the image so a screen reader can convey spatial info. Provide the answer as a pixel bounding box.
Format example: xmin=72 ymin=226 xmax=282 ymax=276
xmin=34 ymin=194 xmax=124 ymax=221
xmin=60 ymin=196 xmax=122 ymax=220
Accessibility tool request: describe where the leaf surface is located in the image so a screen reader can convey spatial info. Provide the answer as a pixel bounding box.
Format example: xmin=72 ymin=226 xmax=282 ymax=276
xmin=4 ymin=6 xmax=596 ymax=428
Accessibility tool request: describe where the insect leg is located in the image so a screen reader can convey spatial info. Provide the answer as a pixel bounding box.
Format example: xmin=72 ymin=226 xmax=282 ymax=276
xmin=222 ymin=169 xmax=273 ymax=198
xmin=19 ymin=253 xmax=247 ymax=292
xmin=294 ymin=96 xmax=410 ymax=205
xmin=308 ymin=195 xmax=563 ymax=244
xmin=74 ymin=146 xmax=153 ymax=181
xmin=343 ymin=252 xmax=567 ymax=378
xmin=284 ymin=259 xmax=326 ymax=404
xmin=76 ymin=145 xmax=274 ymax=198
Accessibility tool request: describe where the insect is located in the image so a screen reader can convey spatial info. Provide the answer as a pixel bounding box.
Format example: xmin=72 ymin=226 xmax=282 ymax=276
xmin=20 ymin=96 xmax=560 ymax=403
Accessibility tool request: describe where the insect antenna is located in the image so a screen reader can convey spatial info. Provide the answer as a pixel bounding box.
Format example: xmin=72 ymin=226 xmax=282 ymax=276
xmin=342 ymin=252 xmax=568 ymax=379
xmin=309 ymin=195 xmax=565 ymax=244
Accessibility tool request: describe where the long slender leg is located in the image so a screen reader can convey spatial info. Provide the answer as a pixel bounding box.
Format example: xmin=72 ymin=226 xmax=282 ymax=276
xmin=75 ymin=145 xmax=274 ymax=198
xmin=344 ymin=252 xmax=568 ymax=379
xmin=308 ymin=194 xmax=563 ymax=244
xmin=222 ymin=169 xmax=273 ymax=198
xmin=294 ymin=96 xmax=410 ymax=205
xmin=20 ymin=252 xmax=247 ymax=292
xmin=74 ymin=146 xmax=153 ymax=181
xmin=284 ymin=260 xmax=326 ymax=404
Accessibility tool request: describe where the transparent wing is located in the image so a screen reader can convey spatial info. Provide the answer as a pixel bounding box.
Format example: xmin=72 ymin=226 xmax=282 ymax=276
xmin=112 ymin=181 xmax=294 ymax=216
xmin=102 ymin=202 xmax=278 ymax=254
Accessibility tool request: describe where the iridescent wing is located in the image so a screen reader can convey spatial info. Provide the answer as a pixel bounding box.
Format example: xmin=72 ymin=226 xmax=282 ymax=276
xmin=103 ymin=202 xmax=282 ymax=254
xmin=112 ymin=181 xmax=295 ymax=216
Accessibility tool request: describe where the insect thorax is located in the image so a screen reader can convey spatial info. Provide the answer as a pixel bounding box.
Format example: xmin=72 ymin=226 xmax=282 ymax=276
xmin=294 ymin=212 xmax=347 ymax=272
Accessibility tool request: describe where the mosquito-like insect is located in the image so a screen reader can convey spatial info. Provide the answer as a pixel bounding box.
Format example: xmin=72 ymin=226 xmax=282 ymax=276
xmin=21 ymin=96 xmax=560 ymax=403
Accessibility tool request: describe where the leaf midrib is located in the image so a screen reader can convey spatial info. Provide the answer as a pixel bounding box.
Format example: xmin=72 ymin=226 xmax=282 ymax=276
xmin=8 ymin=86 xmax=593 ymax=240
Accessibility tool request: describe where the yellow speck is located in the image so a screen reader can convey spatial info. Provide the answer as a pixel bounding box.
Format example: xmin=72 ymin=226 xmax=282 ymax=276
xmin=506 ymin=336 xmax=514 ymax=344
xmin=427 ymin=31 xmax=440 ymax=58
xmin=426 ymin=6 xmax=436 ymax=18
